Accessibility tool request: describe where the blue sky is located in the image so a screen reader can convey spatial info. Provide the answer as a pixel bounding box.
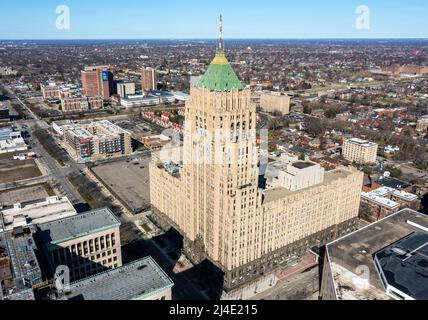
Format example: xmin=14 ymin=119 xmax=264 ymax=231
xmin=1 ymin=0 xmax=427 ymax=39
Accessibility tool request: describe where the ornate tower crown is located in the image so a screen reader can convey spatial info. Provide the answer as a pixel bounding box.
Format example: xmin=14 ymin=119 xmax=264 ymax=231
xmin=196 ymin=15 xmax=244 ymax=92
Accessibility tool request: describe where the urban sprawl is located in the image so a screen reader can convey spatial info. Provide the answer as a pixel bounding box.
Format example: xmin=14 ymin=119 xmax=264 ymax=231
xmin=0 ymin=24 xmax=428 ymax=301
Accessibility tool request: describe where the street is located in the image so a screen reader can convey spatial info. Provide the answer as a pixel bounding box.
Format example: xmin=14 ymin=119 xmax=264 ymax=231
xmin=252 ymin=267 xmax=319 ymax=300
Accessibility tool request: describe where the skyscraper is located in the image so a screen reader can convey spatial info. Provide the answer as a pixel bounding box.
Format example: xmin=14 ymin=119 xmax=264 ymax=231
xmin=150 ymin=16 xmax=363 ymax=292
xmin=81 ymin=66 xmax=114 ymax=99
xmin=141 ymin=67 xmax=157 ymax=91
xmin=101 ymin=70 xmax=115 ymax=99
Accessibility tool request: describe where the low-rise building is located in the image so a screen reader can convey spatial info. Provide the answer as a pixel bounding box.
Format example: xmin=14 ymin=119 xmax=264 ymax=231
xmin=321 ymin=209 xmax=428 ymax=300
xmin=361 ymin=186 xmax=420 ymax=221
xmin=120 ymin=91 xmax=176 ymax=108
xmin=384 ymin=145 xmax=400 ymax=155
xmin=0 ymin=196 xmax=77 ymax=232
xmin=361 ymin=191 xmax=400 ymax=221
xmin=0 ymin=229 xmax=44 ymax=300
xmin=41 ymin=83 xmax=60 ymax=99
xmin=61 ymin=96 xmax=102 ymax=113
xmin=52 ymin=120 xmax=74 ymax=136
xmin=170 ymin=91 xmax=190 ymax=102
xmin=0 ymin=127 xmax=27 ymax=154
xmin=141 ymin=134 xmax=171 ymax=150
xmin=342 ymin=138 xmax=378 ymax=164
xmin=0 ymin=67 xmax=18 ymax=76
xmin=35 ymin=207 xmax=122 ymax=283
xmin=61 ymin=257 xmax=173 ymax=300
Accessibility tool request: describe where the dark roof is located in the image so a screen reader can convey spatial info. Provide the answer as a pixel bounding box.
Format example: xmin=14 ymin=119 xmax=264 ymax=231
xmin=326 ymin=209 xmax=428 ymax=300
xmin=37 ymin=208 xmax=120 ymax=246
xmin=65 ymin=257 xmax=173 ymax=300
xmin=376 ymin=177 xmax=411 ymax=189
xmin=292 ymin=161 xmax=316 ymax=169
xmin=375 ymin=232 xmax=428 ymax=300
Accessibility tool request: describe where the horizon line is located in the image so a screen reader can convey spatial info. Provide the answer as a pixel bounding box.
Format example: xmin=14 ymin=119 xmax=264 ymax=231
xmin=1 ymin=37 xmax=428 ymax=41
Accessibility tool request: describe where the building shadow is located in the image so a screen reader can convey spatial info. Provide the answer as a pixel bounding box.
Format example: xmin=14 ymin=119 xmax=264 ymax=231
xmin=73 ymin=202 xmax=91 ymax=213
xmin=32 ymin=227 xmax=111 ymax=300
xmin=131 ymin=139 xmax=144 ymax=152
xmin=420 ymin=193 xmax=428 ymax=215
xmin=121 ymin=223 xmax=225 ymax=300
xmin=315 ymin=245 xmax=325 ymax=300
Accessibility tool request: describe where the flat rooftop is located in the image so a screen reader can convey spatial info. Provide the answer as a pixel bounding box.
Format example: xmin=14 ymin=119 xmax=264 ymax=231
xmin=0 ymin=230 xmax=44 ymax=291
xmin=36 ymin=208 xmax=120 ymax=246
xmin=370 ymin=186 xmax=418 ymax=202
xmin=326 ymin=208 xmax=428 ymax=300
xmin=1 ymin=196 xmax=77 ymax=231
xmin=264 ymin=167 xmax=351 ymax=203
xmin=2 ymin=288 xmax=35 ymax=300
xmin=66 ymin=120 xmax=131 ymax=140
xmin=361 ymin=192 xmax=400 ymax=209
xmin=347 ymin=138 xmax=377 ymax=147
xmin=64 ymin=257 xmax=173 ymax=300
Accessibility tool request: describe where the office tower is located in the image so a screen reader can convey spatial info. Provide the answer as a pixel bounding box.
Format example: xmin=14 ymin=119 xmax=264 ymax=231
xmin=81 ymin=66 xmax=113 ymax=99
xmin=150 ymin=16 xmax=363 ymax=291
xmin=141 ymin=67 xmax=157 ymax=91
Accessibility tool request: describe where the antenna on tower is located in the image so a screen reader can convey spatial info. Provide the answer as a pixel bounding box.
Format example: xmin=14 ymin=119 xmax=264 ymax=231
xmin=218 ymin=14 xmax=223 ymax=52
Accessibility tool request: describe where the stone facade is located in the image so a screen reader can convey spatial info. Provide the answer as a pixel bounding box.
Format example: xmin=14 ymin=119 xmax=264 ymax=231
xmin=149 ymin=30 xmax=363 ymax=291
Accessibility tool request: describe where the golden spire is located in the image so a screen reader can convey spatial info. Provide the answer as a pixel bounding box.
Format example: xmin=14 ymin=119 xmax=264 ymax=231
xmin=218 ymin=14 xmax=223 ymax=52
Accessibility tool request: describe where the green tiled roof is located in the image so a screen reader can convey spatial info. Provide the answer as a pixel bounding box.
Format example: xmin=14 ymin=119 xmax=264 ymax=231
xmin=196 ymin=51 xmax=244 ymax=92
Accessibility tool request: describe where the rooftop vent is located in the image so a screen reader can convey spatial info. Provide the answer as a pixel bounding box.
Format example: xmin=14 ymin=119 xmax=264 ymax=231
xmin=406 ymin=220 xmax=428 ymax=233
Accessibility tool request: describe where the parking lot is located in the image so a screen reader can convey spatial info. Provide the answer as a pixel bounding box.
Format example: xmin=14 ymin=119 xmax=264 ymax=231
xmin=92 ymin=156 xmax=152 ymax=213
xmin=0 ymin=184 xmax=50 ymax=206
xmin=0 ymin=155 xmax=42 ymax=184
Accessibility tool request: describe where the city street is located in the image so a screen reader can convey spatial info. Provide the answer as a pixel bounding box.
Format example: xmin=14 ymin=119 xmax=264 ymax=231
xmin=252 ymin=267 xmax=319 ymax=300
xmin=4 ymin=86 xmax=84 ymax=205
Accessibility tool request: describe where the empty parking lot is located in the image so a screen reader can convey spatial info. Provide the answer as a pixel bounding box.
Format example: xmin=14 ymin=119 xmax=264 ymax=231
xmin=92 ymin=157 xmax=151 ymax=213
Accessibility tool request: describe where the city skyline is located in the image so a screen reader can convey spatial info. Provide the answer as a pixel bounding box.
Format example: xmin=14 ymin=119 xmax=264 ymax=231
xmin=1 ymin=1 xmax=428 ymax=304
xmin=1 ymin=0 xmax=428 ymax=40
